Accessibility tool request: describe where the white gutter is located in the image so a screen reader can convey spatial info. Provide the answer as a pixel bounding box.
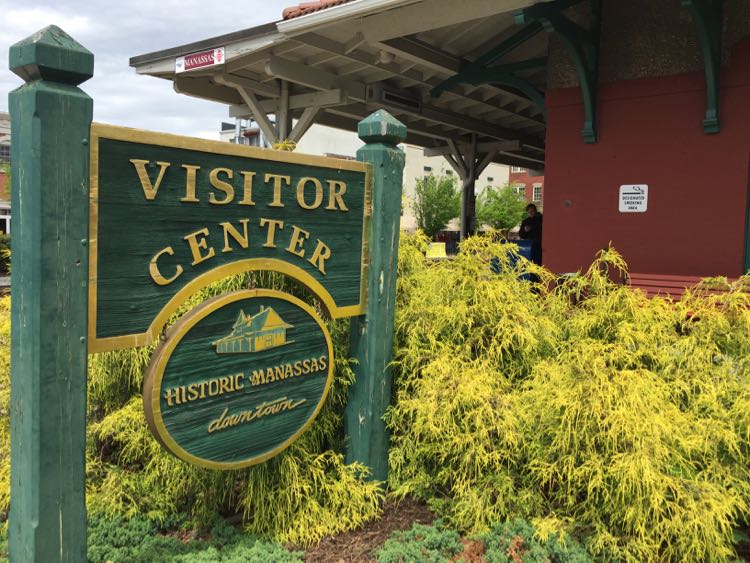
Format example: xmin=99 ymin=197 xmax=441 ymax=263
xmin=276 ymin=0 xmax=420 ymax=36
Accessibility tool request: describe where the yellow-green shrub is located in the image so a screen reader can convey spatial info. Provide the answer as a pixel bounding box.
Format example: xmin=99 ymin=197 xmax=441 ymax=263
xmin=0 ymin=297 xmax=10 ymax=519
xmin=388 ymin=234 xmax=750 ymax=561
xmin=85 ymin=271 xmax=382 ymax=544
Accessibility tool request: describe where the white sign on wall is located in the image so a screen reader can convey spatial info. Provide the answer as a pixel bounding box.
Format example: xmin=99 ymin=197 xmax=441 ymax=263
xmin=619 ymin=184 xmax=648 ymax=212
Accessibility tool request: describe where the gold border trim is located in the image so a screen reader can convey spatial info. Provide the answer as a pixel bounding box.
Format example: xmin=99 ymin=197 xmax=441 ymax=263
xmin=88 ymin=122 xmax=372 ymax=353
xmin=142 ymin=289 xmax=335 ymax=470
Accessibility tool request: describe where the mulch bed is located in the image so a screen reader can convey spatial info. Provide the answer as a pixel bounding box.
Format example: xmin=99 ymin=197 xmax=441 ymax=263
xmin=301 ymin=497 xmax=435 ymax=562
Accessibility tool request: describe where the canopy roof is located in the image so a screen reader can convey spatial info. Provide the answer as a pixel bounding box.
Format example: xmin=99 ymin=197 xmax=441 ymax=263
xmin=130 ymin=0 xmax=549 ymax=169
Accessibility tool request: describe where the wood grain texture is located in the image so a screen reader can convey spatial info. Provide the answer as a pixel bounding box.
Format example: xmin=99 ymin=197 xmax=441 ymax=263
xmin=90 ymin=126 xmax=369 ymax=350
xmin=143 ymin=290 xmax=333 ymax=469
xmin=345 ymin=111 xmax=407 ymax=483
xmin=9 ymin=25 xmax=93 ymax=563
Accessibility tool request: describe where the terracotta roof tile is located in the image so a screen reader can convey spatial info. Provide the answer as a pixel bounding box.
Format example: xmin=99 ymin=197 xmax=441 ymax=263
xmin=282 ymin=0 xmax=356 ymax=20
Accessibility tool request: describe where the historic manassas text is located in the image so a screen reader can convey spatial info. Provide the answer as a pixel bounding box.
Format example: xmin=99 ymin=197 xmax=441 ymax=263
xmin=162 ymin=354 xmax=328 ymax=433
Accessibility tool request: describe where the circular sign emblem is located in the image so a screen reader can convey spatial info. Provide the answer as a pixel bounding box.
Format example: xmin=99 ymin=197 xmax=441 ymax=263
xmin=143 ymin=289 xmax=334 ymax=469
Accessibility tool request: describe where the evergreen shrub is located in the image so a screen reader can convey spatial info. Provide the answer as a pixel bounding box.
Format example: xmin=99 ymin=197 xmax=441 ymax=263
xmin=388 ymin=233 xmax=750 ymax=561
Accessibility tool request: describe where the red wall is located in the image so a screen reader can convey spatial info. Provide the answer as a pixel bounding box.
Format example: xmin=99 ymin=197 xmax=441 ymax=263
xmin=544 ymin=37 xmax=750 ymax=277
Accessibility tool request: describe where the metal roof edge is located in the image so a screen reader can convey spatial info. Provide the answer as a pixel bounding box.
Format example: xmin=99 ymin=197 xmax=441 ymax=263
xmin=129 ymin=21 xmax=279 ymax=67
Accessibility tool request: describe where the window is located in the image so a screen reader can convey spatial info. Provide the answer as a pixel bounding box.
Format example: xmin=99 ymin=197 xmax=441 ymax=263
xmin=511 ymin=166 xmax=524 ymax=173
xmin=423 ymin=165 xmax=432 ymax=173
xmin=514 ymin=184 xmax=525 ymax=196
xmin=0 ymin=144 xmax=9 ymax=163
xmin=445 ymin=170 xmax=453 ymax=176
xmin=487 ymin=176 xmax=494 ymax=182
xmin=533 ymin=183 xmax=542 ymax=203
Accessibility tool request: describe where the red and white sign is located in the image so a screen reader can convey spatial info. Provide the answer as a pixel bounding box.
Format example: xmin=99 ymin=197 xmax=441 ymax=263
xmin=175 ymin=47 xmax=225 ymax=73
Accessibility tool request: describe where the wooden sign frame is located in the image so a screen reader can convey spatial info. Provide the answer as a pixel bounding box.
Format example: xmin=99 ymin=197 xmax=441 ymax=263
xmin=88 ymin=123 xmax=372 ymax=353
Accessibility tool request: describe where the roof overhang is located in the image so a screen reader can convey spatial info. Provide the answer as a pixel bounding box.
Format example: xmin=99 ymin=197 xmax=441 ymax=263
xmin=130 ymin=0 xmax=549 ymax=169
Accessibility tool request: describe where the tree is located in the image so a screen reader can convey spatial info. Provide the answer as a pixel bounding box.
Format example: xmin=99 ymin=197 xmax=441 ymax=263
xmin=411 ymin=174 xmax=460 ymax=239
xmin=476 ymin=183 xmax=527 ymax=233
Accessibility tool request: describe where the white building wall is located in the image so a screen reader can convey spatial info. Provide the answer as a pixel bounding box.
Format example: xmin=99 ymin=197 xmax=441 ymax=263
xmin=220 ymin=120 xmax=510 ymax=232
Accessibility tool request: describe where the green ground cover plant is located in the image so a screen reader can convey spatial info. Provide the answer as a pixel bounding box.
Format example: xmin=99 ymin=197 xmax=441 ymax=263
xmin=376 ymin=519 xmax=590 ymax=562
xmin=86 ymin=514 xmax=302 ymax=562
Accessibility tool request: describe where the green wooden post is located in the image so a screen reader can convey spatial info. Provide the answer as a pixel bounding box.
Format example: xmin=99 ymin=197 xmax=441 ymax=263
xmin=8 ymin=26 xmax=93 ymax=562
xmin=345 ymin=110 xmax=406 ymax=483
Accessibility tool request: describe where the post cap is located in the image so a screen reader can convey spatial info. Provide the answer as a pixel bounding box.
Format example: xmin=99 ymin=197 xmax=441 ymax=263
xmin=358 ymin=110 xmax=407 ymax=145
xmin=10 ymin=25 xmax=93 ymax=85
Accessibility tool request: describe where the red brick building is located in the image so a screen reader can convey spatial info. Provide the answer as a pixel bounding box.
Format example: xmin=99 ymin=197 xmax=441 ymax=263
xmin=509 ymin=167 xmax=544 ymax=210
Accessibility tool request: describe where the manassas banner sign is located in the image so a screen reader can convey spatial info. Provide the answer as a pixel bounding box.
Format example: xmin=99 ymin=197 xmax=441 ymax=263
xmin=88 ymin=123 xmax=372 ymax=352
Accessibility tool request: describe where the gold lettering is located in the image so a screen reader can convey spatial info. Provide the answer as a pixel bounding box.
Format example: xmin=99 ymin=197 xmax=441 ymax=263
xmin=238 ymin=171 xmax=256 ymax=205
xmin=149 ymin=246 xmax=183 ymax=286
xmin=218 ymin=377 xmax=231 ymax=395
xmin=319 ymin=355 xmax=328 ymax=370
xmin=130 ymin=159 xmax=170 ymax=201
xmin=184 ymin=227 xmax=216 ymax=266
xmin=187 ymin=384 xmax=200 ymax=401
xmin=164 ymin=387 xmax=179 ymax=407
xmin=220 ymin=219 xmax=250 ymax=252
xmin=264 ymin=173 xmax=290 ymax=207
xmin=259 ymin=218 xmax=284 ymax=248
xmin=208 ymin=167 xmax=234 ymax=204
xmin=208 ymin=408 xmax=229 ymax=433
xmin=296 ymin=177 xmax=323 ymax=210
xmin=234 ymin=374 xmax=245 ymax=390
xmin=181 ymin=164 xmax=201 ymax=203
xmin=308 ymin=239 xmax=332 ymax=275
xmin=286 ymin=225 xmax=310 ymax=258
xmin=208 ymin=379 xmax=220 ymax=396
xmin=326 ymin=180 xmax=349 ymax=211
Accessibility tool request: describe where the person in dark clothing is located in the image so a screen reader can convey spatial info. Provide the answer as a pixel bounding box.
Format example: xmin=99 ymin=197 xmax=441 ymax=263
xmin=519 ymin=203 xmax=543 ymax=265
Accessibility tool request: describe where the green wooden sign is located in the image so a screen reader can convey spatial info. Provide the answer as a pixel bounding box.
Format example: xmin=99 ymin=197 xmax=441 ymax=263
xmin=9 ymin=23 xmax=406 ymax=560
xmin=143 ymin=289 xmax=334 ymax=469
xmin=89 ymin=124 xmax=371 ymax=352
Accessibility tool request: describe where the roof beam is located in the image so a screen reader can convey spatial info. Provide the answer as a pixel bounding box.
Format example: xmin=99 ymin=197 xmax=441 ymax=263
xmin=288 ymin=106 xmax=321 ymax=143
xmin=314 ymin=111 xmax=443 ymax=150
xmin=173 ymin=76 xmax=243 ymax=105
xmin=423 ymin=140 xmax=520 ymax=157
xmin=317 ymin=108 xmax=544 ymax=170
xmin=214 ymin=71 xmax=280 ymax=98
xmin=378 ymin=36 xmax=542 ymax=113
xmin=296 ymin=33 xmax=545 ymax=126
xmin=264 ymin=55 xmax=367 ymax=100
xmin=228 ymin=88 xmax=349 ymax=117
xmin=418 ymin=103 xmax=543 ymax=149
xmin=215 ymin=74 xmax=278 ymax=144
xmin=360 ymin=0 xmax=536 ymax=43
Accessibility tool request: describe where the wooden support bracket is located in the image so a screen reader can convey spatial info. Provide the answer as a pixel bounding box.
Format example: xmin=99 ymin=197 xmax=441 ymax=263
xmin=516 ymin=0 xmax=601 ymax=143
xmin=681 ymin=0 xmax=723 ymax=134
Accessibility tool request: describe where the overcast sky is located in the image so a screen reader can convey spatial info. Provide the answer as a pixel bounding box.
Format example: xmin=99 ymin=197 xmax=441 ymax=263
xmin=1 ymin=0 xmax=291 ymax=139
